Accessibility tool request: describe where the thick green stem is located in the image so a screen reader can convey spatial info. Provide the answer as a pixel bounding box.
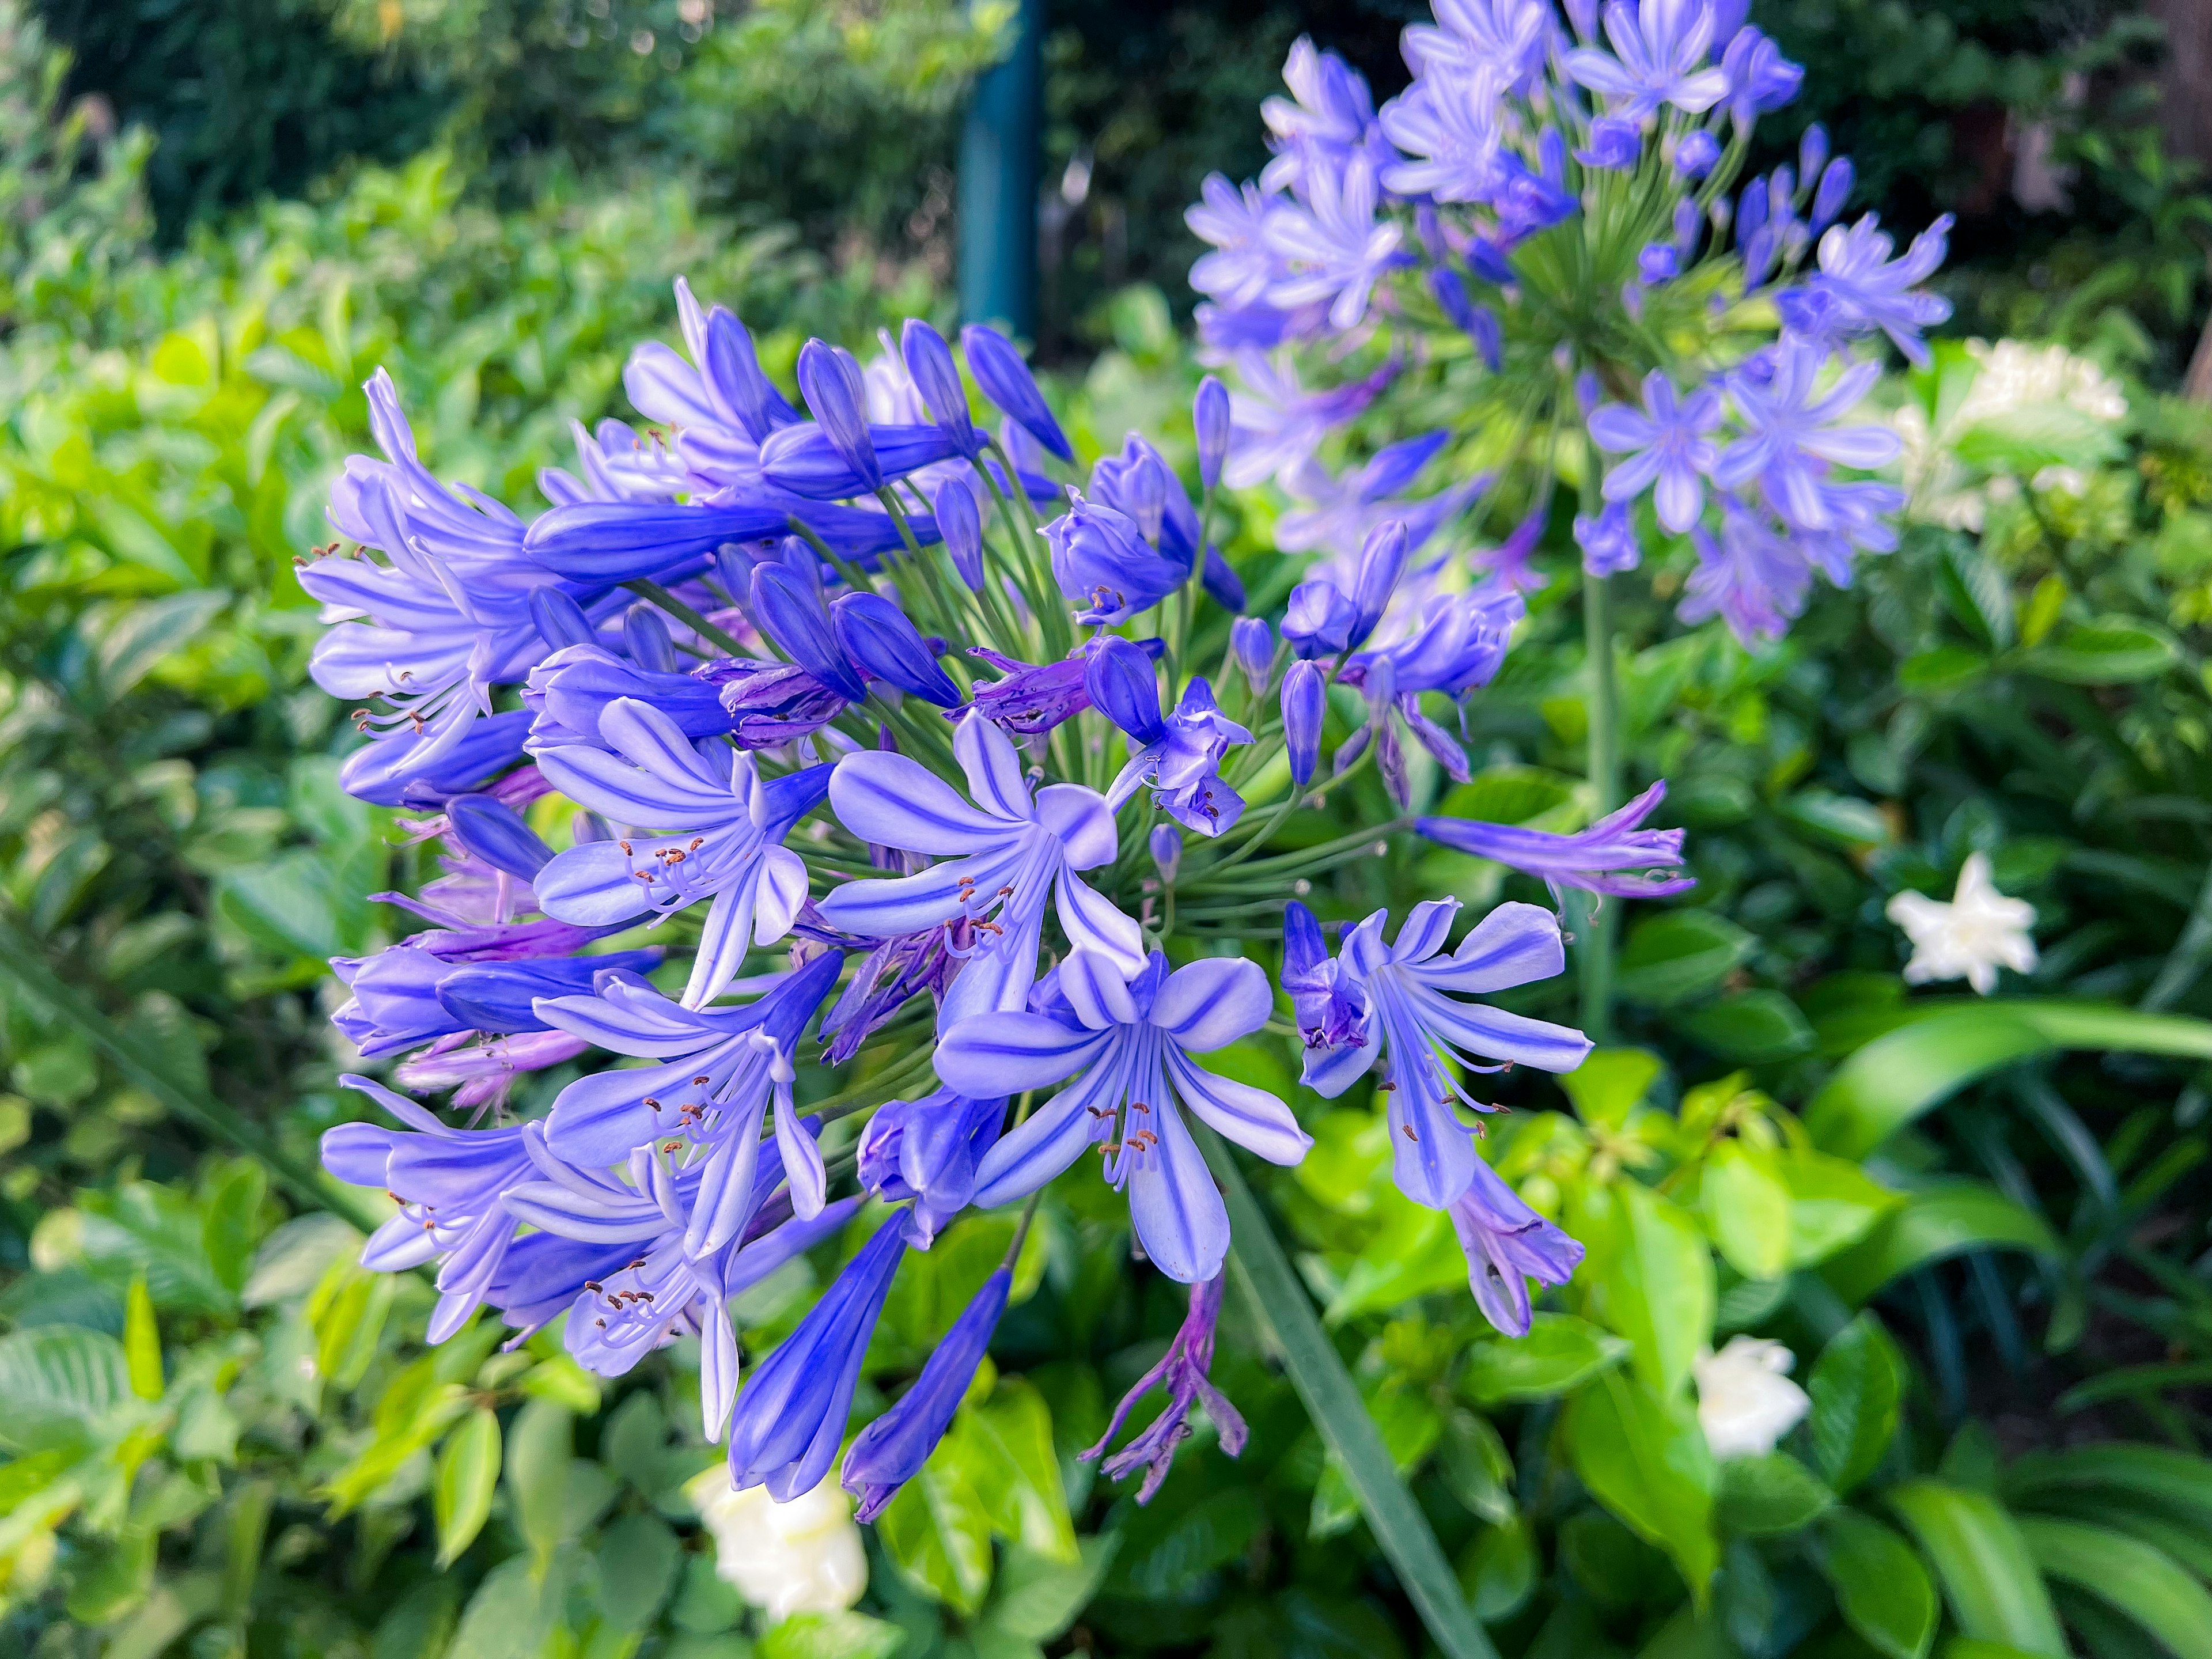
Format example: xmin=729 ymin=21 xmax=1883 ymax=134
xmin=1580 ymin=570 xmax=1621 ymax=1041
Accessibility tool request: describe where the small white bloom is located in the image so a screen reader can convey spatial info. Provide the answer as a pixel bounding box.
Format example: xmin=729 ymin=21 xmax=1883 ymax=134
xmin=1694 ymin=1336 xmax=1810 ymax=1460
xmin=1886 ymin=852 xmax=2037 ymax=996
xmin=687 ymin=1468 xmax=868 ymax=1622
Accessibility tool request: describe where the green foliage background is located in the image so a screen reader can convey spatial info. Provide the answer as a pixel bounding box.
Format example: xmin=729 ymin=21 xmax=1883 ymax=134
xmin=4 ymin=3 xmax=2212 ymax=1658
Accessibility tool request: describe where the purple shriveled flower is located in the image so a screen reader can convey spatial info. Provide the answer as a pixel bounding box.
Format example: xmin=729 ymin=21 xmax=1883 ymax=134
xmin=1195 ymin=375 xmax=1232 ymax=491
xmin=1721 ymin=25 xmax=1804 ymax=126
xmin=855 ymin=1089 xmax=1006 ymax=1243
xmin=1590 ymin=369 xmax=1722 ymax=535
xmin=1577 ymin=115 xmax=1642 ymax=171
xmin=1297 ymin=900 xmax=1590 ymax=1209
xmin=1418 ymin=779 xmax=1696 ymax=900
xmin=394 ymin=1029 xmax=586 ymax=1117
xmin=832 ymin=593 xmax=961 ymax=707
xmin=1714 ymin=339 xmax=1897 ymax=528
xmin=963 ymin=645 xmax=1094 ymax=734
xmin=1262 ymin=150 xmax=1404 ymax=330
xmin=1451 ymin=1159 xmax=1585 ymax=1336
xmin=1150 ymin=824 xmax=1184 ymax=884
xmin=1283 ymin=661 xmax=1327 ymax=787
xmin=961 ymin=324 xmax=1074 ymax=461
xmin=1283 ymin=579 xmax=1359 ymax=658
xmin=727 ymin=1213 xmax=910 ymax=1499
xmin=1675 ymin=128 xmax=1721 ymax=179
xmin=900 ymin=320 xmax=983 ymax=457
xmin=1230 ymin=616 xmax=1275 ymax=691
xmin=532 ymin=699 xmax=828 ymax=1006
xmin=1567 ymin=0 xmax=1730 ymax=119
xmin=817 ymin=713 xmax=1143 ymax=1025
xmin=1470 ymin=510 xmax=1551 ymax=595
xmin=1044 ymin=489 xmax=1187 ymax=625
xmin=1089 ymin=642 xmax=1255 ymax=836
xmin=795 ymin=340 xmax=880 ymax=493
xmin=843 ymin=1268 xmax=1010 ymax=1520
xmin=1575 ymin=501 xmax=1641 ymax=577
xmin=1084 ymin=1273 xmax=1247 ymax=1503
xmin=941 ymin=949 xmax=1312 ymax=1282
xmin=934 ymin=475 xmax=986 ymax=590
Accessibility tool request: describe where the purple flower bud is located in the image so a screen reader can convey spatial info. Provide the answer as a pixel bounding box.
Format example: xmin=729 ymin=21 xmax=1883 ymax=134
xmin=1574 ymin=116 xmax=1641 ymax=171
xmin=703 ymin=307 xmax=801 ymax=443
xmin=1742 ymin=225 xmax=1777 ymax=289
xmin=1044 ymin=489 xmax=1184 ymax=625
xmin=1085 ymin=636 xmax=1167 ymax=743
xmin=795 ymin=339 xmax=880 ymax=493
xmin=900 ymin=319 xmax=982 ymax=457
xmin=1711 ymin=0 xmax=1749 ymax=39
xmin=623 ymin=603 xmax=677 ymax=673
xmin=1574 ymin=370 xmax=1603 ymax=415
xmin=1638 ymin=243 xmax=1681 ymax=286
xmin=752 ymin=561 xmax=866 ymax=700
xmin=1565 ymin=0 xmax=1598 ymax=39
xmin=529 ymin=587 xmax=597 ymax=651
xmin=834 ymin=592 xmax=961 ymax=707
xmin=842 ymin=1268 xmax=1009 ymax=1522
xmin=1282 ymin=579 xmax=1357 ymax=660
xmin=1574 ymin=501 xmax=1640 ymax=578
xmin=961 ymin=324 xmax=1074 ymax=461
xmin=1150 ymin=824 xmax=1183 ymax=884
xmin=1770 ymin=165 xmax=1796 ymax=216
xmin=1283 ymin=660 xmax=1325 ymax=786
xmin=1350 ymin=520 xmax=1409 ymax=649
xmin=1673 ymin=197 xmax=1702 ymax=259
xmin=1194 ymin=375 xmax=1230 ymax=491
xmin=1675 ymin=130 xmax=1721 ymax=180
xmin=1429 ymin=268 xmax=1503 ymax=371
xmin=1812 ymin=156 xmax=1854 ymax=230
xmin=1230 ymin=617 xmax=1274 ymax=692
xmin=1737 ymin=179 xmax=1770 ymax=247
xmin=445 ymin=794 xmax=555 ymax=878
xmin=1799 ymin=124 xmax=1829 ymax=186
xmin=934 ymin=476 xmax=985 ymax=591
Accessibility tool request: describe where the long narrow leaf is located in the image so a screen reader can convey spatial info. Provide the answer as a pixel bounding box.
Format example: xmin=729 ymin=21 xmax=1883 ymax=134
xmin=1887 ymin=1480 xmax=2066 ymax=1659
xmin=1821 ymin=1184 xmax=2059 ymax=1307
xmin=1199 ymin=1128 xmax=1499 ymax=1659
xmin=2018 ymin=1517 xmax=2212 ymax=1659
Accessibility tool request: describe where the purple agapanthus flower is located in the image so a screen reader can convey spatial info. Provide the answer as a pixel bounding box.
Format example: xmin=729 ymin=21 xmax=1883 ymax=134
xmin=1680 ymin=501 xmax=1810 ymax=644
xmin=1379 ymin=69 xmax=1508 ymax=206
xmin=1291 ymin=900 xmax=1590 ymax=1208
xmin=1044 ymin=489 xmax=1188 ymax=626
xmin=855 ymin=1089 xmax=1007 ymax=1244
xmin=1575 ymin=501 xmax=1641 ymax=577
xmin=1416 ymin=779 xmax=1695 ymax=900
xmin=1261 ymin=150 xmax=1405 ymax=330
xmin=1189 ymin=175 xmax=1287 ymax=312
xmin=1714 ymin=339 xmax=1898 ymax=531
xmin=1450 ymin=1158 xmax=1585 ymax=1336
xmin=1785 ymin=213 xmax=1955 ymax=367
xmin=816 ymin=713 xmax=1145 ymax=1027
xmin=532 ymin=699 xmax=829 ymax=1006
xmin=940 ymin=950 xmax=1313 ymax=1283
xmin=1334 ymin=585 xmax=1521 ymax=802
xmin=1721 ymin=25 xmax=1804 ymax=127
xmin=1089 ymin=641 xmax=1255 ymax=836
xmin=1566 ymin=0 xmax=1730 ymax=118
xmin=1260 ymin=38 xmax=1382 ymax=195
xmin=1403 ymin=0 xmax=1556 ymax=94
xmin=843 ymin=1267 xmax=1009 ymax=1520
xmin=1222 ymin=350 xmax=1397 ymax=490
xmin=1084 ymin=1272 xmax=1247 ymax=1503
xmin=1590 ymin=369 xmax=1722 ymax=534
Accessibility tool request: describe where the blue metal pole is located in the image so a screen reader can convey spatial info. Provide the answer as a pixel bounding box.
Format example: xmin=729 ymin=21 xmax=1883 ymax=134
xmin=958 ymin=0 xmax=1043 ymax=338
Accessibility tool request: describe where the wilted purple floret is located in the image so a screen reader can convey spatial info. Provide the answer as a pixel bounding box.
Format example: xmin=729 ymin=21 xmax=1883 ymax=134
xmin=941 ymin=949 xmax=1312 ymax=1283
xmin=1084 ymin=1272 xmax=1247 ymax=1503
xmin=1450 ymin=1159 xmax=1585 ymax=1336
xmin=843 ymin=1268 xmax=1010 ymax=1521
xmin=963 ymin=645 xmax=1094 ymax=734
xmin=1089 ymin=639 xmax=1254 ymax=836
xmin=1416 ymin=779 xmax=1696 ymax=900
xmin=1296 ymin=900 xmax=1590 ymax=1208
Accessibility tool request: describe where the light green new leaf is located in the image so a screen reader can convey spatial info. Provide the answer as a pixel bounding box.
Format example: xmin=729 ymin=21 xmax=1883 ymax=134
xmin=2018 ymin=1517 xmax=2212 ymax=1659
xmin=1563 ymin=1048 xmax=1665 ymax=1126
xmin=878 ymin=1425 xmax=996 ymax=1615
xmin=1811 ymin=1508 xmax=1937 ymax=1659
xmin=434 ymin=1408 xmax=501 ymax=1568
xmin=1807 ymin=1314 xmax=1906 ymax=1495
xmin=759 ymin=1611 xmax=905 ymax=1659
xmin=1585 ymin=1182 xmax=1715 ymax=1401
xmin=0 ymin=1325 xmax=137 ymax=1455
xmin=1823 ymin=1184 xmax=2058 ymax=1307
xmin=1700 ymin=1142 xmax=1792 ymax=1281
xmin=1781 ymin=1152 xmax=1902 ymax=1267
xmin=1887 ymin=1480 xmax=2065 ymax=1658
xmin=123 ymin=1276 xmax=163 ymax=1402
xmin=503 ymin=1399 xmax=571 ymax=1574
xmin=1459 ymin=1314 xmax=1628 ymax=1406
xmin=1562 ymin=1371 xmax=1719 ymax=1603
xmin=976 ymin=1538 xmax=1118 ymax=1646
xmin=969 ymin=1379 xmax=1079 ymax=1564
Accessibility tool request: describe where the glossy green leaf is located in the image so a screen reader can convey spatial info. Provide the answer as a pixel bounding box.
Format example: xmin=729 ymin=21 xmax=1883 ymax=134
xmin=1805 ymin=1002 xmax=2212 ymax=1158
xmin=1458 ymin=1515 xmax=1538 ymax=1624
xmin=123 ymin=1275 xmax=163 ymax=1402
xmin=2016 ymin=622 xmax=2179 ymax=684
xmin=1583 ymin=1181 xmax=1715 ymax=1401
xmin=1459 ymin=1313 xmax=1628 ymax=1406
xmin=970 ymin=1378 xmax=1078 ymax=1563
xmin=503 ymin=1398 xmax=571 ymax=1573
xmin=0 ymin=1324 xmax=136 ymax=1455
xmin=593 ymin=1512 xmax=681 ymax=1634
xmin=1807 ymin=1314 xmax=1906 ymax=1495
xmin=1887 ymin=1480 xmax=2065 ymax=1658
xmin=2018 ymin=1517 xmax=2212 ymax=1659
xmin=1812 ymin=1508 xmax=1937 ymax=1659
xmin=976 ymin=1538 xmax=1118 ymax=1645
xmin=1715 ymin=1455 xmax=1834 ymax=1536
xmin=1562 ymin=1370 xmax=1719 ymax=1603
xmin=1823 ymin=1184 xmax=2058 ymax=1307
xmin=2002 ymin=1443 xmax=2212 ymax=1530
xmin=878 ymin=1420 xmax=995 ymax=1615
xmin=1681 ymin=991 xmax=1815 ymax=1064
xmin=1781 ymin=1152 xmax=1902 ymax=1267
xmin=1700 ymin=1142 xmax=1792 ymax=1281
xmin=434 ymin=1408 xmax=501 ymax=1568
xmin=1437 ymin=1411 xmax=1516 ymax=1525
xmin=1561 ymin=1047 xmax=1665 ymax=1128
xmin=1616 ymin=913 xmax=1756 ymax=1007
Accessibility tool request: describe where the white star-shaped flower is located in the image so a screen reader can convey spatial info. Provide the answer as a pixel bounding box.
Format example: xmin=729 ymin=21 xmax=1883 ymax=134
xmin=1885 ymin=851 xmax=2037 ymax=995
xmin=1694 ymin=1337 xmax=1810 ymax=1460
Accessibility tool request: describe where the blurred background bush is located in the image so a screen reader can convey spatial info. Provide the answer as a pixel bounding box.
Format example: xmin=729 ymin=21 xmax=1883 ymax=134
xmin=7 ymin=2 xmax=2212 ymax=1657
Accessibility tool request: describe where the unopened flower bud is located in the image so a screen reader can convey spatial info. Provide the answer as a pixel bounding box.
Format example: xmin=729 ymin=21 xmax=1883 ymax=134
xmin=1194 ymin=374 xmax=1230 ymax=491
xmin=832 ymin=592 xmax=961 ymax=707
xmin=1283 ymin=661 xmax=1325 ymax=787
xmin=934 ymin=476 xmax=985 ymax=591
xmin=900 ymin=319 xmax=980 ymax=456
xmin=795 ymin=340 xmax=879 ymax=493
xmin=1230 ymin=616 xmax=1274 ymax=692
xmin=961 ymin=324 xmax=1073 ymax=460
xmin=1674 ymin=130 xmax=1720 ymax=180
xmin=529 ymin=586 xmax=596 ymax=650
xmin=1150 ymin=824 xmax=1182 ymax=884
xmin=1812 ymin=157 xmax=1854 ymax=230
xmin=1798 ymin=124 xmax=1828 ymax=188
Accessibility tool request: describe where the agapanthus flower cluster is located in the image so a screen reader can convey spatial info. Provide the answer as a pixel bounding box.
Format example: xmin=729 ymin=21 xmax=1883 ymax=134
xmin=1187 ymin=0 xmax=1951 ymax=645
xmin=312 ymin=278 xmax=1628 ymax=1526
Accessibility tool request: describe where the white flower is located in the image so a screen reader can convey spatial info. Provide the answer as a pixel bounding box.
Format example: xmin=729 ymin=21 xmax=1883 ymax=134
xmin=1886 ymin=852 xmax=2037 ymax=996
xmin=1694 ymin=1336 xmax=1810 ymax=1460
xmin=687 ymin=1468 xmax=868 ymax=1622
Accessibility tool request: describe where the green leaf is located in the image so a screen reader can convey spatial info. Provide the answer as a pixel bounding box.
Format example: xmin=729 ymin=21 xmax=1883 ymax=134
xmin=1616 ymin=914 xmax=1756 ymax=1007
xmin=123 ymin=1276 xmax=163 ymax=1402
xmin=978 ymin=1538 xmax=1116 ymax=1645
xmin=878 ymin=1422 xmax=996 ymax=1615
xmin=1583 ymin=1181 xmax=1715 ymax=1402
xmin=1823 ymin=1185 xmax=2059 ymax=1306
xmin=1811 ymin=1508 xmax=1938 ymax=1659
xmin=1325 ymin=1194 xmax=1470 ymax=1320
xmin=1700 ymin=1142 xmax=1792 ymax=1281
xmin=1562 ymin=1047 xmax=1665 ymax=1128
xmin=1458 ymin=1516 xmax=1538 ymax=1624
xmin=2017 ymin=622 xmax=2179 ymax=684
xmin=1562 ymin=1370 xmax=1719 ymax=1602
xmin=1899 ymin=646 xmax=1991 ymax=693
xmin=1312 ymin=1389 xmax=1442 ymax=1539
xmin=2018 ymin=1517 xmax=2212 ymax=1659
xmin=1436 ymin=1411 xmax=1516 ymax=1525
xmin=759 ymin=1611 xmax=903 ymax=1659
xmin=1459 ymin=1314 xmax=1628 ymax=1406
xmin=2002 ymin=1444 xmax=2212 ymax=1531
xmin=1201 ymin=1130 xmax=1498 ymax=1659
xmin=201 ymin=1159 xmax=269 ymax=1296
xmin=1681 ymin=992 xmax=1814 ymax=1064
xmin=0 ymin=1325 xmax=137 ymax=1454
xmin=1887 ymin=1480 xmax=2065 ymax=1658
xmin=1715 ymin=1455 xmax=1835 ymax=1536
xmin=504 ymin=1398 xmax=571 ymax=1573
xmin=1782 ymin=792 xmax=1893 ymax=850
xmin=1807 ymin=1315 xmax=1907 ymax=1495
xmin=434 ymin=1407 xmax=502 ymax=1568
xmin=446 ymin=1556 xmax=559 ymax=1659
xmin=1804 ymin=1002 xmax=2212 ymax=1158
xmin=1781 ymin=1153 xmax=1902 ymax=1267
xmin=1111 ymin=1487 xmax=1267 ymax=1599
xmin=969 ymin=1379 xmax=1078 ymax=1563
xmin=594 ymin=1513 xmax=681 ymax=1634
